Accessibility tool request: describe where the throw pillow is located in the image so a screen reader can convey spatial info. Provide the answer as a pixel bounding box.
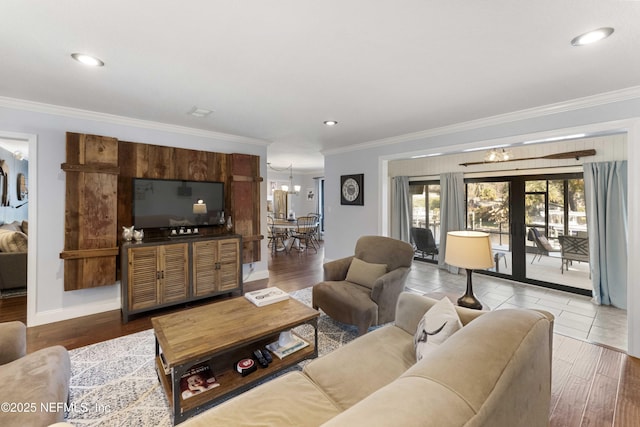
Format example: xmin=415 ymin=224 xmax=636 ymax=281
xmin=345 ymin=257 xmax=387 ymax=289
xmin=0 ymin=229 xmax=28 ymax=252
xmin=414 ymin=297 xmax=463 ymax=362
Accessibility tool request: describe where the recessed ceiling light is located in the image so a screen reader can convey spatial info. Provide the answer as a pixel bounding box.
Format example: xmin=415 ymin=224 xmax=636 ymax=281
xmin=324 ymin=120 xmax=338 ymax=126
xmin=571 ymin=27 xmax=614 ymax=46
xmin=71 ymin=53 xmax=104 ymax=67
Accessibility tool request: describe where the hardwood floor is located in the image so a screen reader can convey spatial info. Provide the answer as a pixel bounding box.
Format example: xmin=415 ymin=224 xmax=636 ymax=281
xmin=1 ymin=241 xmax=639 ymax=426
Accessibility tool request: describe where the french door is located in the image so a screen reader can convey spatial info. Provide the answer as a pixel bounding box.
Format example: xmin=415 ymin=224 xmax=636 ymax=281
xmin=466 ymin=173 xmax=591 ymax=295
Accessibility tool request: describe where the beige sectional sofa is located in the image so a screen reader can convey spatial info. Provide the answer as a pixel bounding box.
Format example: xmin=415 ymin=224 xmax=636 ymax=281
xmin=181 ymin=292 xmax=554 ymax=427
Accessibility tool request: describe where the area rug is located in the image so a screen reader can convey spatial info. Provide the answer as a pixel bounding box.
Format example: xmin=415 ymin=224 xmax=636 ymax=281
xmin=65 ymin=287 xmax=359 ymax=426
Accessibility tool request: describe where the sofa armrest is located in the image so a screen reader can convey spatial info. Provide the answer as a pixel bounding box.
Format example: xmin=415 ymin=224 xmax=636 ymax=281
xmin=323 ymin=256 xmax=354 ymax=281
xmin=0 ymin=321 xmax=27 ymax=365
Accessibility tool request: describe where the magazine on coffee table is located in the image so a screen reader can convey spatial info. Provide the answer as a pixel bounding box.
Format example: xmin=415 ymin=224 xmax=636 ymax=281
xmin=266 ymin=334 xmax=309 ymax=359
xmin=244 ymin=287 xmax=289 ymax=307
xmin=180 ymin=361 xmax=220 ymax=399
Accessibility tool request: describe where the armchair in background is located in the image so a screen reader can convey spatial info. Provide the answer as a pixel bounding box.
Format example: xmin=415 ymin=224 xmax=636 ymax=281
xmin=312 ymin=235 xmax=414 ymax=335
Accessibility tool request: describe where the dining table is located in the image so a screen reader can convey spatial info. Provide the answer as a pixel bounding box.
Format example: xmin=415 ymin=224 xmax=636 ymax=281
xmin=270 ymin=218 xmax=319 ymax=252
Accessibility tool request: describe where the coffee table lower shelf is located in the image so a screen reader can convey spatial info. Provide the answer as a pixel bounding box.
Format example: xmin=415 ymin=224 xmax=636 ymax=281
xmin=156 ymin=338 xmax=317 ymax=424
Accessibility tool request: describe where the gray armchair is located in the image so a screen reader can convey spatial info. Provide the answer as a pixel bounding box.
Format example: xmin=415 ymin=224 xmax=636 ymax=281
xmin=0 ymin=321 xmax=71 ymax=427
xmin=312 ymin=236 xmax=414 ymax=335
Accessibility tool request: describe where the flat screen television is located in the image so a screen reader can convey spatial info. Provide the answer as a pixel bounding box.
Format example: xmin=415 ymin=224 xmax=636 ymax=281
xmin=132 ymin=178 xmax=224 ymax=229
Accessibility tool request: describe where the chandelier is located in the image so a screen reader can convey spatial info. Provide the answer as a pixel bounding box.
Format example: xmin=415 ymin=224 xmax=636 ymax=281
xmin=484 ymin=148 xmax=513 ymax=163
xmin=268 ymin=163 xmax=301 ymax=195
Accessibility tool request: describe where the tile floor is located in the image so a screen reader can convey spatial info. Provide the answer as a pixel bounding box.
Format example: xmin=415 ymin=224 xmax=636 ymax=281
xmin=405 ymin=260 xmax=628 ymax=352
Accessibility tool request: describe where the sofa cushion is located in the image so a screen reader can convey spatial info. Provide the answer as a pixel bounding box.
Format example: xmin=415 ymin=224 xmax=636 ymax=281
xmin=179 ymin=371 xmax=342 ymax=427
xmin=345 ymin=257 xmax=387 ymax=289
xmin=303 ymin=324 xmax=415 ymax=410
xmin=414 ymin=297 xmax=462 ymax=362
xmin=0 ymin=229 xmax=28 ymax=253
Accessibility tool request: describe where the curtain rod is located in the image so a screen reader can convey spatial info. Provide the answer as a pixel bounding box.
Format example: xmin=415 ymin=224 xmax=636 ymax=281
xmin=400 ymin=164 xmax=584 ymax=181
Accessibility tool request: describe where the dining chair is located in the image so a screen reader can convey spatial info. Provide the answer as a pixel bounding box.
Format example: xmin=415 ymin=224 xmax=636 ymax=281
xmin=288 ymin=216 xmax=318 ymax=253
xmin=267 ymin=216 xmax=289 ymax=254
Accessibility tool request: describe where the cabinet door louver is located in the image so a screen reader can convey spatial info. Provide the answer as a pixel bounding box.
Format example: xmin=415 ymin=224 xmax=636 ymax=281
xmin=193 ymin=240 xmax=218 ymax=297
xmin=128 ymin=246 xmax=159 ymax=311
xmin=161 ymin=244 xmax=189 ymax=303
xmin=218 ymin=239 xmax=240 ymax=291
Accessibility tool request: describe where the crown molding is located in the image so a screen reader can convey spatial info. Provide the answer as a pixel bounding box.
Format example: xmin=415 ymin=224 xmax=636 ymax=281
xmin=0 ymin=96 xmax=270 ymax=146
xmin=323 ymin=85 xmax=640 ymax=155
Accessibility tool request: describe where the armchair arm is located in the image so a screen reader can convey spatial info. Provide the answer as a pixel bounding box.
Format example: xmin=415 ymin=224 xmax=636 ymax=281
xmin=0 ymin=321 xmax=27 ymax=365
xmin=370 ymin=266 xmax=411 ymax=324
xmin=323 ymin=256 xmax=354 ymax=281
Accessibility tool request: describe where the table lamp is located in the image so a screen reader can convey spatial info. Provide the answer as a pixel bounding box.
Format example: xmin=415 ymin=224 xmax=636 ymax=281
xmin=444 ymin=231 xmax=494 ymax=309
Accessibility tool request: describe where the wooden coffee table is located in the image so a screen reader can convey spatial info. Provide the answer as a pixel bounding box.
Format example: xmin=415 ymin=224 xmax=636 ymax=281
xmin=151 ymin=296 xmax=319 ymax=424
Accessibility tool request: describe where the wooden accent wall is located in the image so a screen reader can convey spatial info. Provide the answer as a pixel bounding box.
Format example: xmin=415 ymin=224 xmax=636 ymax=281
xmin=229 ymin=154 xmax=263 ymax=263
xmin=60 ymin=133 xmax=120 ymax=290
xmin=62 ymin=132 xmax=263 ymax=291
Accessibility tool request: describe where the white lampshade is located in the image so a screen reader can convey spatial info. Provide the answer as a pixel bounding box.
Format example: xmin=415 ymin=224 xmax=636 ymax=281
xmin=445 ymin=231 xmax=494 ymax=270
xmin=281 ymin=184 xmax=289 ymax=192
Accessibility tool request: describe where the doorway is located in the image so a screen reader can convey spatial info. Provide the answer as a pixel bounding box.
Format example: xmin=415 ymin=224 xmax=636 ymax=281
xmin=0 ymin=131 xmax=36 ymax=324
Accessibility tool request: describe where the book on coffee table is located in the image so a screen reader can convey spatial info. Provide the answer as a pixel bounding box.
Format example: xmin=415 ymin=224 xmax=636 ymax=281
xmin=266 ymin=334 xmax=309 ymax=359
xmin=244 ymin=287 xmax=289 ymax=307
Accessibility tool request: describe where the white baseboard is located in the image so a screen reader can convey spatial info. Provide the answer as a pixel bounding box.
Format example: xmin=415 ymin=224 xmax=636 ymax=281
xmin=28 ymin=298 xmax=122 ymax=327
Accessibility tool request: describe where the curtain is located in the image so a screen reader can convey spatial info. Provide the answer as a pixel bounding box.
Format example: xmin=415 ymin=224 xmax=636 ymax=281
xmin=391 ymin=176 xmax=411 ymax=243
xmin=438 ymin=172 xmax=466 ymax=273
xmin=583 ymin=161 xmax=628 ymax=309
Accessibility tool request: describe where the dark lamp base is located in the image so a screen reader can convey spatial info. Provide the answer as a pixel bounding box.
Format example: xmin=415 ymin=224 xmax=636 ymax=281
xmin=457 ymin=268 xmax=483 ymax=310
xmin=457 ymin=293 xmax=483 ymax=310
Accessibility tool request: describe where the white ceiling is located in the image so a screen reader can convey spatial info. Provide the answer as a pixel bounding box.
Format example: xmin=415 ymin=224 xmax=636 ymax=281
xmin=1 ymin=1 xmax=640 ymax=171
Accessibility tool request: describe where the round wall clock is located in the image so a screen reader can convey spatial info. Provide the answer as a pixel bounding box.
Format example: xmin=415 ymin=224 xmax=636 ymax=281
xmin=340 ymin=174 xmax=364 ymax=205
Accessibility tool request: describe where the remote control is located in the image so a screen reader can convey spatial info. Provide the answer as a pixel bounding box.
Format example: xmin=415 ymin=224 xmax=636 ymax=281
xmin=262 ymin=348 xmax=273 ymax=364
xmin=253 ymin=349 xmax=269 ymax=368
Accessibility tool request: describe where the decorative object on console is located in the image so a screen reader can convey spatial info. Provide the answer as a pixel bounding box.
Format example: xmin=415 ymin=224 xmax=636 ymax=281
xmin=122 ymin=226 xmax=134 ymax=242
xmin=133 ymin=229 xmax=144 ymax=242
xmin=444 ymin=231 xmax=494 ymax=309
xmin=340 ymin=174 xmax=364 ymax=205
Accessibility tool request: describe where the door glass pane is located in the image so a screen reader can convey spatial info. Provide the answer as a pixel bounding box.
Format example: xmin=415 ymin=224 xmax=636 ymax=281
xmin=525 ymin=178 xmax=590 ymax=291
xmin=568 ymin=179 xmax=587 ymax=236
xmin=548 ymin=180 xmax=564 ymax=241
xmin=466 ymin=182 xmax=510 ymax=274
xmin=410 ymin=182 xmax=440 ymax=262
